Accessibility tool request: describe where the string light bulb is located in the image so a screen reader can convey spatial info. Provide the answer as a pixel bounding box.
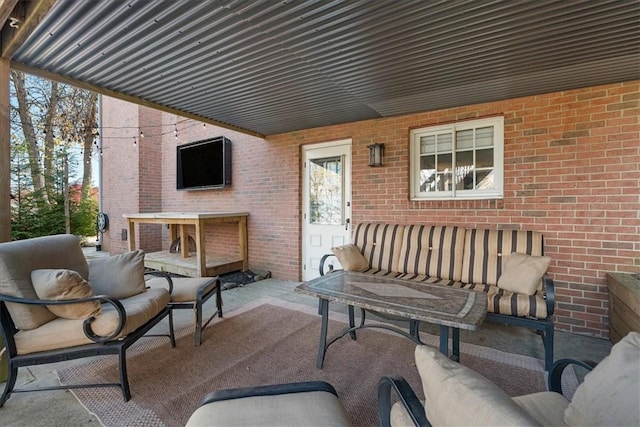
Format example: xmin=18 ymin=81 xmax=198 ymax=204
xmin=174 ymin=124 xmax=178 ymax=139
xmin=139 ymin=128 xmax=144 ymax=138
xmin=133 ymin=137 xmax=137 ymax=146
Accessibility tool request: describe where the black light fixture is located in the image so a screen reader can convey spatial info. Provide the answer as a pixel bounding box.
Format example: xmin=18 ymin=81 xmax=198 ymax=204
xmin=368 ymin=143 xmax=384 ymax=167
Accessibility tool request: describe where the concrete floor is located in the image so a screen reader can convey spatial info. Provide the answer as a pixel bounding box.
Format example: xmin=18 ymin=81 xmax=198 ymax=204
xmin=1 ymin=252 xmax=613 ymax=426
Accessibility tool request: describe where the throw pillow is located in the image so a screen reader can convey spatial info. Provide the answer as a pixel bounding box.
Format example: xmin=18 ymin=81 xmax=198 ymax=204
xmin=415 ymin=345 xmax=537 ymax=426
xmin=88 ymin=250 xmax=146 ymax=299
xmin=31 ymin=269 xmax=101 ymax=319
xmin=497 ymin=252 xmax=551 ymax=295
xmin=564 ymin=331 xmax=640 ymax=426
xmin=331 ymin=244 xmax=369 ymax=272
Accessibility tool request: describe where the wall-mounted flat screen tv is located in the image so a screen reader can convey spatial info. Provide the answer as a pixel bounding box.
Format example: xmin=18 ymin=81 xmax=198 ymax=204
xmin=176 ymin=137 xmax=231 ymax=190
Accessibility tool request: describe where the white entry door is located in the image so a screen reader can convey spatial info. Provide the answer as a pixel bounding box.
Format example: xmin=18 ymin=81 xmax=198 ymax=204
xmin=302 ymin=140 xmax=352 ymax=281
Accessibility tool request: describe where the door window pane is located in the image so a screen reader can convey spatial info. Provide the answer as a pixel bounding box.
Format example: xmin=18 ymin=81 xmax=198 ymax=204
xmin=309 ymin=156 xmax=343 ymax=225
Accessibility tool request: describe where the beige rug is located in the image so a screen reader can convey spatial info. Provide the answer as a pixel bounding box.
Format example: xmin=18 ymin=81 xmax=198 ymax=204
xmin=58 ymin=296 xmax=552 ymax=426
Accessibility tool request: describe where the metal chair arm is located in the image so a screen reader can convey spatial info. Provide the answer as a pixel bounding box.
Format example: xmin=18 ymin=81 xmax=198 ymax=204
xmin=378 ymin=375 xmax=430 ymax=427
xmin=548 ymin=358 xmax=596 ymax=395
xmin=144 ymin=269 xmax=174 ymax=294
xmin=0 ymin=292 xmax=127 ymax=343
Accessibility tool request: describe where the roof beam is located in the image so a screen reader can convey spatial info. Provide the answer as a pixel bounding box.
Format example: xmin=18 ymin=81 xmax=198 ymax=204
xmin=1 ymin=0 xmax=56 ymax=60
xmin=11 ymin=61 xmax=266 ymax=138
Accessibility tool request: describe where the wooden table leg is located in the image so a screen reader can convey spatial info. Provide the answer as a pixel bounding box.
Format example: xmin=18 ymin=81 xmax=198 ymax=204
xmin=127 ymin=220 xmax=136 ymax=251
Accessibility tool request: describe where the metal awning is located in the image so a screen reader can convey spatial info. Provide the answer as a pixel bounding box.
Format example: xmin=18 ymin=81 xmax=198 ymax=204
xmin=2 ymin=0 xmax=639 ymax=137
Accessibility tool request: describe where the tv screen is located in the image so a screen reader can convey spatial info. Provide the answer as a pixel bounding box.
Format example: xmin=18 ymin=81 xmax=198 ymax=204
xmin=176 ymin=137 xmax=231 ymax=190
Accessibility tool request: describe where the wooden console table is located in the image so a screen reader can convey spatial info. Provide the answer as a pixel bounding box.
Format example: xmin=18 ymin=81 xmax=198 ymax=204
xmin=123 ymin=212 xmax=248 ymax=277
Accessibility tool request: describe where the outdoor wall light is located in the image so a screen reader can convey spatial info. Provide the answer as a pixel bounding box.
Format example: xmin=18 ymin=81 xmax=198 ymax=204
xmin=368 ymin=143 xmax=384 ymax=167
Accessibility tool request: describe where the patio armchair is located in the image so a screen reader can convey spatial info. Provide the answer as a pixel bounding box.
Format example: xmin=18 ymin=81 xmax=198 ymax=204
xmin=378 ymin=331 xmax=640 ymax=426
xmin=0 ymin=234 xmax=175 ymax=407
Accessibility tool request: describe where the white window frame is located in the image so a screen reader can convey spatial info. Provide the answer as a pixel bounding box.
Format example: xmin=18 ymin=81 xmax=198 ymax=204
xmin=409 ymin=116 xmax=504 ymax=201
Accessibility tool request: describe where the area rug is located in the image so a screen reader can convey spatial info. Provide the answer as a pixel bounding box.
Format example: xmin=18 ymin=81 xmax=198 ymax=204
xmin=58 ymin=296 xmax=551 ymax=426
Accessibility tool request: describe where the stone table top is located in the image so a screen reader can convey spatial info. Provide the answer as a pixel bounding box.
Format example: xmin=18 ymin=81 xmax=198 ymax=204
xmin=296 ymin=271 xmax=487 ymax=330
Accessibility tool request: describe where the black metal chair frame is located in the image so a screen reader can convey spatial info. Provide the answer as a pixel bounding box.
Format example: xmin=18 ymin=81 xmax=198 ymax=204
xmin=0 ymin=293 xmax=176 ymax=407
xmin=319 ymin=254 xmax=556 ymax=371
xmin=145 ymin=270 xmax=222 ymax=346
xmin=377 ymin=358 xmax=596 ymax=427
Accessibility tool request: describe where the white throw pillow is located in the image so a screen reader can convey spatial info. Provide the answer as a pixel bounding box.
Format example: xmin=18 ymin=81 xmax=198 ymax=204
xmin=564 ymin=331 xmax=640 ymax=426
xmin=88 ymin=250 xmax=146 ymax=299
xmin=497 ymin=252 xmax=551 ymax=295
xmin=31 ymin=269 xmax=101 ymax=319
xmin=415 ymin=345 xmax=537 ymax=426
xmin=331 ymin=244 xmax=369 ymax=272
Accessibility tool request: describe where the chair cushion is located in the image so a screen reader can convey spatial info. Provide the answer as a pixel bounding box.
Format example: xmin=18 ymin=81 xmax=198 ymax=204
xmin=497 ymin=253 xmax=551 ymax=295
xmin=31 ymin=269 xmax=101 ymax=319
xmin=397 ymin=225 xmax=466 ymax=281
xmin=352 ymin=223 xmax=405 ymax=273
xmin=186 ymin=389 xmax=351 ymax=427
xmin=331 ymin=244 xmax=369 ymax=272
xmin=415 ymin=345 xmax=538 ymax=426
xmin=88 ymin=250 xmax=146 ymax=299
xmin=146 ymin=276 xmax=218 ymax=302
xmin=460 ymin=229 xmax=545 ymax=287
xmin=564 ymin=331 xmax=640 ymax=426
xmin=14 ymin=287 xmax=169 ymax=355
xmin=513 ymin=392 xmax=569 ymax=426
xmin=0 ymin=234 xmax=89 ymax=330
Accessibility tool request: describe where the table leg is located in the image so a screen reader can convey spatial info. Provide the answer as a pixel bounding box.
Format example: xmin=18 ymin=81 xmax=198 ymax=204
xmin=348 ymin=305 xmax=357 ymax=340
xmin=317 ymin=299 xmax=329 ymax=369
xmin=452 ymin=328 xmax=460 ymax=362
xmin=439 ymin=325 xmax=449 ymax=356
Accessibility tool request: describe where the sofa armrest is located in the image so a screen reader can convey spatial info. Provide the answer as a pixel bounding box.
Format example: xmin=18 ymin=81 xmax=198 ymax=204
xmin=144 ymin=269 xmax=174 ymax=294
xmin=199 ymin=381 xmax=339 ymax=406
xmin=548 ymin=358 xmax=596 ymax=395
xmin=543 ymin=273 xmax=555 ymax=316
xmin=319 ymin=254 xmax=340 ymax=276
xmin=0 ymin=293 xmax=127 ymax=344
xmin=378 ymin=375 xmax=430 ymax=427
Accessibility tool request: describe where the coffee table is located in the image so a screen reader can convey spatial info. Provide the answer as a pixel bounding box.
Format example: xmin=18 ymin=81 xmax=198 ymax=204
xmin=295 ymin=271 xmax=487 ymax=368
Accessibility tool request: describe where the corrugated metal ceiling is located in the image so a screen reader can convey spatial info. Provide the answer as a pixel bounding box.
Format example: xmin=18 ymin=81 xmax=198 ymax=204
xmin=6 ymin=0 xmax=640 ymax=136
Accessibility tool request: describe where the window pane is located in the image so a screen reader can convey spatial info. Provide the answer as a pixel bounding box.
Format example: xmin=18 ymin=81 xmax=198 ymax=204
xmin=437 ymin=153 xmax=452 ymax=172
xmin=420 ymin=168 xmax=437 ymax=192
xmin=420 ymin=155 xmax=436 ymax=170
xmin=476 ymin=169 xmax=495 ymax=190
xmin=309 ymin=156 xmax=343 ymax=225
xmin=455 ymin=151 xmax=474 ymax=190
xmin=438 ymin=172 xmax=452 ymax=191
xmin=456 ymin=129 xmax=474 ymax=150
xmin=420 ymin=136 xmax=435 ymax=154
xmin=476 ymin=126 xmax=494 ymax=148
xmin=476 ymin=148 xmax=494 ymax=168
xmin=436 ymin=133 xmax=452 ymax=152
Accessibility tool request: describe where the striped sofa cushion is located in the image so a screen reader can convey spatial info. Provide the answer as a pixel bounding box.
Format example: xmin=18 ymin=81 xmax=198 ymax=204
xmin=460 ymin=229 xmax=545 ymax=287
xmin=449 ymin=281 xmax=548 ymax=319
xmin=396 ymin=225 xmax=466 ymax=281
xmin=352 ymin=223 xmax=405 ymax=274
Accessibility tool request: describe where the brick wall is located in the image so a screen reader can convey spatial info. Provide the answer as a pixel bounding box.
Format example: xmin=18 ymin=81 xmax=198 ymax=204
xmin=102 ymin=81 xmax=639 ymax=337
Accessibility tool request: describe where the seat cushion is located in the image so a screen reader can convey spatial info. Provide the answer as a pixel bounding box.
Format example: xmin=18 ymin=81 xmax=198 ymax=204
xmin=415 ymin=345 xmax=538 ymax=426
xmin=564 ymin=331 xmax=640 ymax=426
xmin=352 ymin=223 xmax=405 ymax=273
xmin=461 ymin=229 xmax=545 ymax=287
xmin=31 ymin=269 xmax=101 ymax=319
xmin=513 ymin=392 xmax=569 ymax=426
xmin=186 ymin=389 xmax=351 ymax=427
xmin=0 ymin=234 xmax=89 ymax=330
xmin=146 ymin=276 xmax=218 ymax=303
xmin=397 ymin=225 xmax=466 ymax=282
xmin=14 ymin=287 xmax=169 ymax=354
xmin=88 ymin=250 xmax=146 ymax=299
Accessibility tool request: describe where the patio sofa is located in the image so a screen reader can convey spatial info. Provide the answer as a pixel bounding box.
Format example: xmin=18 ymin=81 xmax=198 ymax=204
xmin=0 ymin=234 xmax=175 ymax=406
xmin=320 ymin=222 xmax=555 ymax=370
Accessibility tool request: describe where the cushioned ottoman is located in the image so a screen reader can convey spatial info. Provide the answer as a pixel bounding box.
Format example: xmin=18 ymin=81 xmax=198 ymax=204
xmin=186 ymin=381 xmax=351 ymax=427
xmin=146 ymin=275 xmax=222 ymax=346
